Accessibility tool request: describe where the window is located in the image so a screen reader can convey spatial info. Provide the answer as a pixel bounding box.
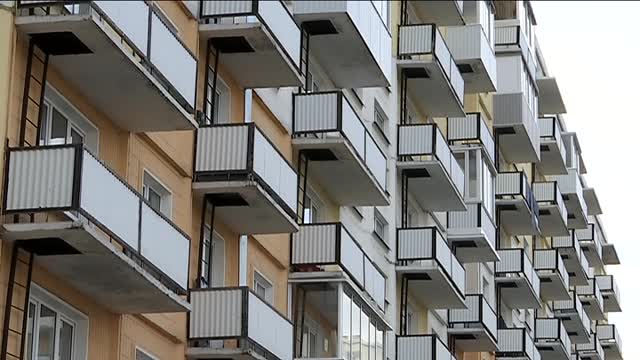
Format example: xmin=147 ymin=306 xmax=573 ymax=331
xmin=373 ymin=209 xmax=388 ymax=245
xmin=200 ymin=224 xmax=225 ymax=288
xmin=143 ymin=171 xmax=172 ymax=218
xmin=302 ymin=320 xmax=321 ymax=358
xmin=341 ymin=291 xmax=385 ymax=360
xmin=136 ymin=348 xmax=158 ymax=360
xmin=303 ymin=188 xmax=323 ymax=224
xmin=253 ymin=271 xmax=274 ymax=304
xmin=204 ymin=49 xmax=230 ymax=125
xmin=373 ymin=102 xmax=388 ymax=138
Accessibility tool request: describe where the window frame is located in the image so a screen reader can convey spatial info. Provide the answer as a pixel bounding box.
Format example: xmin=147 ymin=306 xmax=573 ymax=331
xmin=373 ymin=209 xmax=388 ymax=246
xmin=142 ymin=169 xmax=173 ymax=218
xmin=253 ymin=270 xmax=274 ymax=304
xmin=135 ymin=347 xmax=159 ymax=360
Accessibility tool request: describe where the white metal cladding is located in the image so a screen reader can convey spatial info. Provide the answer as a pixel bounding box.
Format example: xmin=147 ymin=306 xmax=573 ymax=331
xmin=257 ymin=0 xmax=301 ymax=68
xmin=535 ymin=318 xmax=559 ymax=339
xmin=247 ymin=291 xmax=293 ymax=360
xmin=552 ymin=234 xmax=573 ymax=248
xmin=364 ymin=257 xmax=385 ymax=309
xmin=595 ymin=276 xmax=613 ymax=292
xmin=435 ymin=339 xmax=452 ymax=360
xmin=291 ymin=224 xmax=337 ymax=264
xmin=189 ymin=288 xmax=243 ymax=339
xmin=253 ymin=130 xmax=297 ymax=211
xmin=201 ymin=0 xmax=253 ymax=16
xmin=94 ymin=1 xmax=149 ymax=55
xmin=396 ymin=336 xmax=434 ymax=360
xmin=596 ymin=325 xmax=617 ymax=342
xmin=494 ymin=24 xmax=518 ymax=45
xmin=293 ymin=93 xmax=339 ymax=133
xmin=398 ymin=124 xmax=433 ymax=156
xmin=496 ymin=172 xmax=522 ymax=196
xmin=195 ymin=126 xmax=249 ymax=172
xmin=397 ymin=228 xmax=435 ymax=260
xmin=341 ymin=99 xmax=366 ymax=159
xmin=538 ymin=117 xmax=556 ymax=137
xmin=340 ymin=227 xmax=364 ymax=285
xmin=483 ymin=299 xmax=497 ymax=337
xmin=140 ymin=202 xmax=189 ymax=289
xmin=399 ymin=24 xmax=434 ymax=55
xmin=448 ymin=204 xmax=479 ymax=229
xmin=5 ymin=147 xmax=75 ymax=211
xmin=533 ymin=182 xmax=555 ymax=202
xmin=496 ymin=249 xmax=521 ymax=273
xmin=80 ymin=150 xmax=140 ymax=250
xmin=365 ymin=134 xmax=387 ymax=189
xmin=534 ymin=249 xmax=557 ymax=270
xmin=447 ymin=114 xmax=477 ymax=141
xmin=498 ymin=328 xmax=524 ymax=352
xmin=149 ymin=12 xmax=196 ymax=108
xmin=449 ymin=295 xmax=480 ymax=322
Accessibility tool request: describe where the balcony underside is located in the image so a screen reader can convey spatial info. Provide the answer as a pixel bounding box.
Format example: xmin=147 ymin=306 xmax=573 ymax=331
xmin=540 ymin=140 xmax=568 ymax=175
xmin=16 ymin=15 xmax=195 ymax=132
xmin=447 ymin=231 xmax=499 ymax=263
xmin=459 ymin=56 xmax=496 ymax=93
xmin=199 ymin=23 xmax=303 ymax=88
xmin=579 ymin=298 xmax=605 ymax=321
xmin=448 ymin=327 xmax=498 ymax=352
xmin=554 ymin=312 xmax=589 ymax=344
xmin=398 ymin=60 xmax=464 ymax=117
xmin=536 ymin=342 xmax=570 ymax=360
xmin=602 ymin=293 xmax=621 ymax=313
xmin=186 ymin=347 xmax=264 ymax=360
xmin=413 ymin=1 xmax=464 ymax=25
xmin=602 ymin=244 xmax=620 ymax=265
xmin=496 ymin=125 xmax=540 ymax=164
xmin=564 ymin=196 xmax=587 ymax=230
xmin=497 ymin=199 xmax=540 ymax=236
xmin=538 ymin=205 xmax=569 ymax=236
xmin=398 ymin=161 xmax=465 ymax=211
xmin=580 ymin=243 xmax=604 ymax=270
xmin=396 ymin=263 xmax=465 ymax=309
xmin=538 ymin=272 xmax=571 ymax=301
xmin=537 ymin=77 xmax=566 ymax=115
xmin=558 ymin=250 xmax=589 ymax=287
xmin=601 ymin=344 xmax=622 ymax=360
xmin=293 ymin=138 xmax=389 ymax=206
xmin=582 ymin=188 xmax=602 ymax=216
xmin=3 ymin=221 xmax=190 ymax=313
xmin=496 ymin=276 xmax=542 ymax=309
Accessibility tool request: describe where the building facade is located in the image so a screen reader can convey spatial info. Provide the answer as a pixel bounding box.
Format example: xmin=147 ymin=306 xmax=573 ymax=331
xmin=0 ymin=1 xmax=624 ymax=360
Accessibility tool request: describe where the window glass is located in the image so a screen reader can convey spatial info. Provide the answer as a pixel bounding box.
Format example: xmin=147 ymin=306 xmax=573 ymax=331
xmin=369 ymin=322 xmax=376 ymax=360
xmin=37 ymin=304 xmax=56 ymax=360
xmin=58 ymin=319 xmax=74 ymax=360
xmin=468 ymin=151 xmax=478 ymax=199
xmin=361 ymin=312 xmax=369 ymax=360
xmin=143 ymin=171 xmax=172 ymax=217
xmin=373 ymin=211 xmax=387 ymax=243
xmin=147 ymin=188 xmax=162 ymax=213
xmin=70 ymin=126 xmax=84 ymax=145
xmin=351 ymin=301 xmax=361 ymax=360
xmin=253 ymin=271 xmax=274 ymax=304
xmin=342 ymin=293 xmax=351 ymax=360
xmin=24 ymin=302 xmax=35 ymax=360
xmin=50 ymin=108 xmax=68 ymax=145
xmin=136 ymin=349 xmax=156 ymax=360
xmin=375 ymin=327 xmax=383 ymax=360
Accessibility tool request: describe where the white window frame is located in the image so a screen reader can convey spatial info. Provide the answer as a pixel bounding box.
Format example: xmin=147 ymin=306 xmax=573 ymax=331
xmin=373 ymin=209 xmax=388 ymax=245
xmin=253 ymin=270 xmax=274 ymax=304
xmin=303 ymin=187 xmax=324 ymax=224
xmin=373 ymin=101 xmax=388 ymax=137
xmin=142 ymin=170 xmax=173 ymax=218
xmin=200 ymin=224 xmax=225 ymax=288
xmin=135 ymin=347 xmax=159 ymax=360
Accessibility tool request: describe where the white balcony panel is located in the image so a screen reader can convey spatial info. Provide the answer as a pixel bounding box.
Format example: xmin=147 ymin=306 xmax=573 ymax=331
xmin=551 ymin=235 xmax=590 ymax=287
xmin=397 ymin=335 xmax=454 ymax=360
xmin=596 ymin=325 xmax=622 ymax=360
xmin=534 ymin=249 xmax=570 ymax=302
xmin=533 ymin=182 xmax=569 ymax=236
xmin=447 ymin=203 xmax=498 ymax=263
xmin=550 ymin=169 xmax=588 ymax=230
xmin=576 ymin=278 xmax=605 ymax=321
xmin=448 ymin=295 xmax=498 ymax=352
xmin=576 ymin=334 xmax=604 ymax=360
xmin=497 ymin=328 xmax=538 ymax=360
xmin=448 ymin=112 xmax=496 ymax=165
xmin=412 ymin=0 xmax=464 ymax=25
xmin=552 ymin=291 xmax=590 ymax=345
xmin=575 ymin=224 xmax=604 ymax=270
xmin=496 ymin=249 xmax=542 ymax=309
xmin=539 ymin=117 xmax=568 ymax=175
xmin=534 ymin=318 xmax=571 ymax=360
xmin=595 ymin=275 xmax=621 ymax=313
xmin=496 ymin=172 xmax=540 ymax=236
xmin=443 ymin=24 xmax=497 ymax=93
xmin=537 ymin=77 xmax=566 ymax=115
xmin=494 ymin=93 xmax=540 ymax=163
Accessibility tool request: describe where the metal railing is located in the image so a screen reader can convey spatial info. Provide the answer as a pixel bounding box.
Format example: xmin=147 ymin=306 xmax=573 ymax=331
xmin=576 ymin=333 xmax=604 ymax=360
xmin=449 ymin=294 xmax=498 ymax=341
xmin=539 ymin=116 xmax=567 ymax=164
xmin=494 ymin=22 xmax=537 ymax=82
xmin=447 ymin=203 xmax=496 ymax=249
xmin=532 ymin=182 xmax=568 ymax=227
xmin=595 ymin=275 xmax=620 ymax=301
xmin=576 ymin=278 xmax=604 ymax=312
xmin=496 ymin=172 xmax=540 ymax=219
xmin=596 ymin=324 xmax=621 ymax=350
xmin=551 ymin=291 xmax=590 ymax=333
xmin=534 ymin=249 xmax=569 ymax=290
xmin=447 ymin=112 xmax=496 ymax=164
xmin=550 ymin=169 xmax=587 ymax=216
xmin=497 ymin=328 xmax=537 ymax=360
xmin=496 ymin=249 xmax=541 ymax=299
xmin=396 ymin=334 xmax=455 ymax=360
xmin=534 ymin=318 xmax=571 ymax=357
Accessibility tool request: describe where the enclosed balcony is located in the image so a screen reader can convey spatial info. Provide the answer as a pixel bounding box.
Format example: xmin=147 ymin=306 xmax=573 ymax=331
xmin=15 ymin=1 xmax=197 ymax=132
xmin=534 ymin=249 xmax=570 ymax=301
xmin=442 ymin=23 xmax=497 ymax=92
xmin=396 ymin=227 xmax=465 ymax=308
xmin=398 ymin=24 xmax=465 ymax=117
xmin=494 ymin=22 xmax=537 ymax=81
xmin=448 ymin=112 xmax=496 ymax=166
xmin=550 ymin=291 xmax=590 ymax=345
xmin=602 ymin=243 xmax=620 ymax=266
xmin=412 ymin=0 xmax=464 ymax=25
xmin=595 ymin=275 xmax=621 ymax=313
xmin=292 ymin=91 xmax=388 ymax=206
xmin=448 ymin=294 xmax=498 ymax=351
xmin=292 ymin=0 xmax=391 ymax=87
xmin=398 ymin=123 xmax=465 ymax=211
xmin=596 ymin=324 xmax=622 ymax=360
xmin=496 ymin=172 xmax=540 ymax=236
xmin=534 ymin=318 xmax=572 ymax=360
xmin=199 ymin=0 xmax=303 ymax=88
xmin=397 ymin=335 xmax=456 ymax=360
xmin=575 ymin=224 xmax=604 ymax=270
xmin=576 ymin=333 xmax=605 ymax=360
xmin=496 ymin=249 xmax=542 ymax=309
xmin=291 ymin=222 xmax=386 ymax=310
xmin=188 ymin=287 xmax=292 ymax=360
xmin=447 ymin=203 xmax=498 ymax=263
xmin=582 ymin=187 xmax=602 ymax=216
xmin=3 ymin=145 xmax=190 ymax=313
xmin=193 ymin=124 xmax=298 ymax=234
xmin=576 ymin=278 xmax=605 ymax=321
xmin=533 ymin=182 xmax=569 ymax=236
xmin=497 ymin=327 xmax=540 ymax=360
xmin=493 ymin=93 xmax=540 ymax=163
xmin=551 ymin=234 xmax=590 ymax=286
xmin=538 ymin=117 xmax=568 ymax=175
xmin=549 ymin=169 xmax=588 ymax=230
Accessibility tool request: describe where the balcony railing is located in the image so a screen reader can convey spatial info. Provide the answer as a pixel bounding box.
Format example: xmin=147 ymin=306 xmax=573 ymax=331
xmin=493 ymin=93 xmax=540 ymax=162
xmin=596 ymin=324 xmax=622 ymax=356
xmin=496 ymin=249 xmax=541 ymax=298
xmin=189 ymin=287 xmax=293 ymax=360
xmin=550 ymin=169 xmax=587 ymax=225
xmin=535 ymin=248 xmax=569 ymax=283
xmin=533 ymin=182 xmax=567 ymax=218
xmin=576 ymin=333 xmax=605 ymax=360
xmin=596 ymin=275 xmax=620 ymax=300
xmin=534 ymin=318 xmax=571 ymax=358
xmin=494 ymin=23 xmax=537 ymax=81
xmin=397 ymin=334 xmax=456 ymax=360
xmin=447 ymin=203 xmax=497 ymax=262
xmin=497 ymin=328 xmax=538 ymax=360
xmin=398 ymin=24 xmax=465 ymax=104
xmin=533 ymin=181 xmax=568 ymax=236
xmin=397 ymin=227 xmax=465 ymax=296
xmin=539 ymin=117 xmax=567 ymax=165
xmin=291 ymin=223 xmax=386 ymax=309
xmin=576 ymin=278 xmax=605 ymax=318
xmin=449 ymin=294 xmax=498 ymax=341
xmin=497 ymin=172 xmax=540 ymax=217
xmin=447 ymin=112 xmax=496 ymax=164
xmin=575 ymin=224 xmax=603 ymax=266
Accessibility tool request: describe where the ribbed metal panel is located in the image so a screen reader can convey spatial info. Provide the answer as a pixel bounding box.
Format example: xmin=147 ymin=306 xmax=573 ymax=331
xmin=397 ymin=336 xmax=434 ymax=360
xmin=532 ymin=182 xmax=555 ymax=202
xmin=448 ymin=114 xmax=478 ymax=141
xmin=252 ymin=129 xmax=297 ymax=211
xmin=496 ymin=172 xmax=522 ymax=195
xmin=398 ymin=124 xmax=433 ymax=156
xmin=190 ymin=288 xmax=243 ymax=339
xmin=399 ymin=24 xmax=434 ymax=55
xmin=535 ymin=318 xmax=559 ymax=339
xmin=292 ymin=0 xmax=345 ymax=15
xmin=444 ymin=24 xmax=481 ymax=61
xmin=448 ymin=204 xmax=479 ymax=229
xmin=595 ymin=275 xmax=613 ymax=293
xmin=494 ymin=25 xmax=519 ymax=45
xmin=5 ymin=147 xmax=75 ymax=211
xmin=449 ymin=295 xmax=480 ymax=322
xmin=538 ymin=117 xmax=556 ymax=138
xmin=494 ymin=93 xmax=524 ymax=127
xmin=552 ymin=235 xmax=573 ymax=248
xmin=397 ymin=228 xmax=434 ymax=260
xmin=575 ymin=224 xmax=594 ymax=241
xmin=201 ymin=0 xmax=253 ymax=17
xmin=196 ymin=126 xmax=249 ymax=173
xmin=534 ymin=249 xmax=557 ymax=270
xmin=498 ymin=328 xmax=524 ymax=353
xmin=596 ymin=325 xmax=616 ymax=341
xmin=293 ymin=93 xmax=339 ymax=133
xmin=496 ymin=249 xmax=521 ymax=273
xmin=291 ymin=224 xmax=337 ymax=264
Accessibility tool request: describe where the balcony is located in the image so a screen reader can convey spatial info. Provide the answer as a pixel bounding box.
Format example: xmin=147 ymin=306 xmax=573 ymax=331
xmin=536 ymin=76 xmax=567 ymax=115
xmin=447 ymin=203 xmax=499 ymax=263
xmin=199 ymin=0 xmax=303 ymax=88
xmin=549 ymin=169 xmax=588 ymax=230
xmin=193 ymin=124 xmax=298 ymax=235
xmin=188 ymin=287 xmax=292 ymax=360
xmin=582 ymin=188 xmax=602 ymax=216
xmin=576 ymin=333 xmax=605 ymax=360
xmin=494 ymin=93 xmax=540 ymax=163
xmin=442 ymin=23 xmax=497 ymax=92
xmin=3 ymin=145 xmax=190 ymax=313
xmin=397 ymin=123 xmax=465 ymax=211
xmin=398 ymin=24 xmax=465 ymax=117
xmin=575 ymin=224 xmax=604 ymax=270
xmin=602 ymin=243 xmax=620 ymax=265
xmin=576 ymin=278 xmax=605 ymax=321
xmin=596 ymin=324 xmax=622 ymax=360
xmin=291 ymin=222 xmax=386 ymax=310
xmin=496 ymin=172 xmax=540 ymax=236
xmin=448 ymin=295 xmax=498 ymax=351
xmin=412 ymin=0 xmax=464 ymax=25
xmin=494 ymin=22 xmax=537 ymax=82
xmin=534 ymin=318 xmax=572 ymax=360
xmin=534 ymin=249 xmax=570 ymax=302
xmin=533 ymin=182 xmax=569 ymax=236
xmin=551 ymin=233 xmax=590 ymax=286
xmin=496 ymin=249 xmax=542 ymax=309
xmin=292 ymin=0 xmax=391 ymax=87
xmin=551 ymin=291 xmax=590 ymax=345
xmin=292 ymin=91 xmax=388 ymax=206
xmin=15 ymin=1 xmax=197 ymax=132
xmin=563 ymin=133 xmax=587 ymax=175
xmin=595 ymin=275 xmax=621 ymax=312
xmin=497 ymin=327 xmax=540 ymax=360
xmin=396 ymin=227 xmax=465 ymax=308
xmin=538 ymin=117 xmax=568 ymax=175
xmin=397 ymin=335 xmax=456 ymax=360
xmin=448 ymin=112 xmax=496 ymax=166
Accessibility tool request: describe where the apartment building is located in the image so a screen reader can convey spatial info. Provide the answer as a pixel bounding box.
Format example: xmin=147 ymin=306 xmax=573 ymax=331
xmin=0 ymin=1 xmax=624 ymax=360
